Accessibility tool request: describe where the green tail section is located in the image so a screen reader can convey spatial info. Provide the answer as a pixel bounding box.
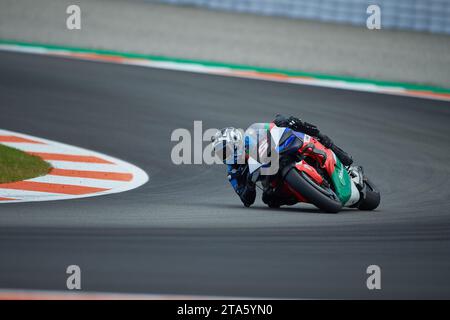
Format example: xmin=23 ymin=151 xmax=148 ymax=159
xmin=330 ymin=157 xmax=352 ymax=204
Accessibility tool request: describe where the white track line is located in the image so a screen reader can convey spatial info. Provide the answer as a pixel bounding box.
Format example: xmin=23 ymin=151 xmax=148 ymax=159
xmin=45 ymin=161 xmax=130 ymax=172
xmin=31 ymin=175 xmax=127 ymax=189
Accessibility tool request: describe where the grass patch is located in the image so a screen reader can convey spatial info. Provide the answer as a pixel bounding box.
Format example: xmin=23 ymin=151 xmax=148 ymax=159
xmin=0 ymin=144 xmax=51 ymax=183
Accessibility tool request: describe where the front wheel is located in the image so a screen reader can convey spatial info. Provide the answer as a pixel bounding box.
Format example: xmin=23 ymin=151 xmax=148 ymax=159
xmin=284 ymin=167 xmax=342 ymax=213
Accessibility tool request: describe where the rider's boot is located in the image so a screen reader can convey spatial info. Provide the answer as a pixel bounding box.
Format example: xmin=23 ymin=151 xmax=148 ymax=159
xmin=331 ymin=145 xmax=353 ymax=166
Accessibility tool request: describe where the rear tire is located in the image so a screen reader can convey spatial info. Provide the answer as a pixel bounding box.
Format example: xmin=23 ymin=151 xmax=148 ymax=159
xmin=358 ymin=179 xmax=380 ymax=211
xmin=284 ymin=168 xmax=342 ymax=213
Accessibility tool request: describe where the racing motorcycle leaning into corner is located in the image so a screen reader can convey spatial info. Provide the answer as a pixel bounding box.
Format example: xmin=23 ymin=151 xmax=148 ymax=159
xmin=211 ymin=115 xmax=380 ymax=213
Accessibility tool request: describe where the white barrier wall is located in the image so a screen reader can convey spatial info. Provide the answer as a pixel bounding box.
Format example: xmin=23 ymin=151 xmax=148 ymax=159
xmin=155 ymin=0 xmax=450 ymax=34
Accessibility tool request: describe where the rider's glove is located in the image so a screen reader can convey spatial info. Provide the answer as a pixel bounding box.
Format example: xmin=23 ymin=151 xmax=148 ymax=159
xmin=287 ymin=116 xmax=301 ymax=128
xmin=236 ymin=170 xmax=256 ymax=207
xmin=288 ymin=116 xmax=320 ymax=137
xmin=275 ymin=115 xmax=320 ymax=137
xmin=238 ymin=183 xmax=256 ymax=207
xmin=330 ymin=145 xmax=353 ymax=166
xmin=273 ymin=114 xmax=289 ymax=127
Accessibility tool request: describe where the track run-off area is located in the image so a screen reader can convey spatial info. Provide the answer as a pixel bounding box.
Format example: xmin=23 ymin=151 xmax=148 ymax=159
xmin=0 ymin=49 xmax=449 ymax=298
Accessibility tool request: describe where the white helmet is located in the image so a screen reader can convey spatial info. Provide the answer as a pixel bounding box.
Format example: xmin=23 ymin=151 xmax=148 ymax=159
xmin=211 ymin=127 xmax=244 ymax=163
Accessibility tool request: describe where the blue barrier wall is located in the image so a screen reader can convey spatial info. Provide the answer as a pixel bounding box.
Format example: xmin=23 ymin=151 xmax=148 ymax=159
xmin=155 ymin=0 xmax=450 ymax=34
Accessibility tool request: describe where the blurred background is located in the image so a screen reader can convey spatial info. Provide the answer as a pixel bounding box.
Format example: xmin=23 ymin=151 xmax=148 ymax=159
xmin=1 ymin=0 xmax=449 ymax=87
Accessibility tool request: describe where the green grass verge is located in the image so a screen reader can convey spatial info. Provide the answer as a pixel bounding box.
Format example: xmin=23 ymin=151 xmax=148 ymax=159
xmin=0 ymin=144 xmax=51 ymax=183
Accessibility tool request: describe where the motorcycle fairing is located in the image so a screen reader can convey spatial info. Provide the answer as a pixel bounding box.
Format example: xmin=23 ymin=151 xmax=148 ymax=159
xmin=246 ymin=123 xmax=360 ymax=207
xmin=298 ymin=137 xmax=358 ymax=205
xmin=295 ymin=160 xmax=324 ymax=185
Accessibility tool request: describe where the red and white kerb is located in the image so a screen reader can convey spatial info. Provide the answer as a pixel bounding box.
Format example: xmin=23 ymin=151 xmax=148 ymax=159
xmin=0 ymin=129 xmax=148 ymax=203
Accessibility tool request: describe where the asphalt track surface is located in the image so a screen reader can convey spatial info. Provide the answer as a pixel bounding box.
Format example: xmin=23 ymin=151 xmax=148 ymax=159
xmin=0 ymin=51 xmax=450 ymax=298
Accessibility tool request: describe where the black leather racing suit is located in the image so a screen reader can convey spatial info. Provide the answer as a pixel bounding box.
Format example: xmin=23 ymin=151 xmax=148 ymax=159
xmin=227 ymin=114 xmax=353 ymax=207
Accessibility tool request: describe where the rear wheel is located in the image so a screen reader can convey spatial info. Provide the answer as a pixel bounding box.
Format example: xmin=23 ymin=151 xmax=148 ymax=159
xmin=358 ymin=179 xmax=380 ymax=211
xmin=284 ymin=168 xmax=342 ymax=213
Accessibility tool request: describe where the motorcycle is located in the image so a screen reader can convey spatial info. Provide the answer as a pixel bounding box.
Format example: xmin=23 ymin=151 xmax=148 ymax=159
xmin=245 ymin=123 xmax=380 ymax=213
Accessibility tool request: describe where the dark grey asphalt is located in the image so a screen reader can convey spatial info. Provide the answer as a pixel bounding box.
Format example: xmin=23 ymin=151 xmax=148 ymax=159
xmin=0 ymin=51 xmax=450 ymax=298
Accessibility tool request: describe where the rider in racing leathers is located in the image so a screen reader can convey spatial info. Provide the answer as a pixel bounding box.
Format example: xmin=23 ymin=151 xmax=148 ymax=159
xmin=212 ymin=114 xmax=362 ymax=208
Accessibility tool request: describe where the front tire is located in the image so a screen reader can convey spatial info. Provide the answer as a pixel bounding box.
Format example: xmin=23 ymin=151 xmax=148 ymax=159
xmin=284 ymin=167 xmax=342 ymax=213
